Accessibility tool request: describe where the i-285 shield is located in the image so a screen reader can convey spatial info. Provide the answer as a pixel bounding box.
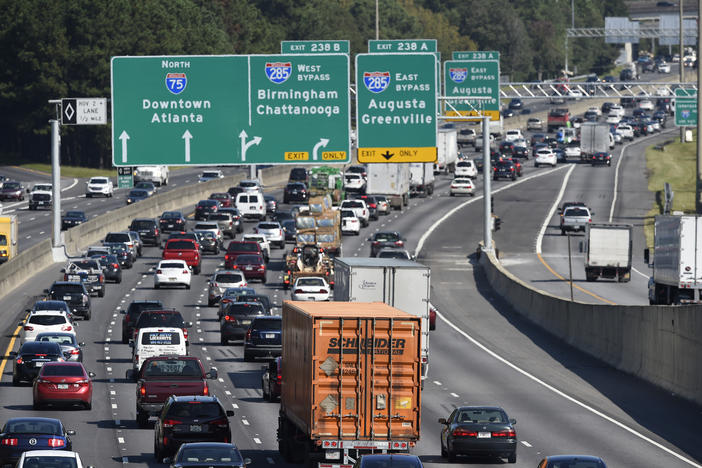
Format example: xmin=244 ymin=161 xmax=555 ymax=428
xmin=265 ymin=62 xmax=292 ymax=84
xmin=363 ymin=71 xmax=390 ymax=93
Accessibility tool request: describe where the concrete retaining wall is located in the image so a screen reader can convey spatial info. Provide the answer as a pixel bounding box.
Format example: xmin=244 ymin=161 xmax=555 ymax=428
xmin=480 ymin=249 xmax=702 ymax=406
xmin=0 ymin=165 xmax=291 ymax=302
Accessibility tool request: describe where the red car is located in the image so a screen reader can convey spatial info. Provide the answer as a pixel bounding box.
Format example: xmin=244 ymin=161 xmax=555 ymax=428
xmin=233 ymin=254 xmax=266 ymax=283
xmin=33 ymin=362 xmax=94 ymax=410
xmin=162 ymin=239 xmax=201 ymax=275
xmin=209 ymin=192 xmax=232 ymax=208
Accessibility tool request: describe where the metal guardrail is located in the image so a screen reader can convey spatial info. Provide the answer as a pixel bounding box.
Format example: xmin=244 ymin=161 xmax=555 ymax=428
xmin=499 ymin=81 xmax=696 ymax=99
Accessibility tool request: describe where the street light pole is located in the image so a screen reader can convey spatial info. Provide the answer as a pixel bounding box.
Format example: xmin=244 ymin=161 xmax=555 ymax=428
xmin=375 ymin=0 xmax=379 ymax=40
xmin=696 ymin=0 xmax=702 ymax=213
xmin=680 ymin=0 xmax=685 ymax=143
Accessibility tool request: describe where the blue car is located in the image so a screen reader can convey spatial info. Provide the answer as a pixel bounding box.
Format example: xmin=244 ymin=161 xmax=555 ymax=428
xmin=126 ymin=188 xmax=150 ymax=204
xmin=0 ymin=417 xmax=74 ymax=465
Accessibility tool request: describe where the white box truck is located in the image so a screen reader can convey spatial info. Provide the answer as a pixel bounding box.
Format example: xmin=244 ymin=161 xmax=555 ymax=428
xmin=434 ymin=128 xmax=458 ymax=174
xmin=579 ymin=123 xmax=610 ymax=160
xmin=584 ymin=223 xmax=632 ymax=282
xmin=333 ymin=257 xmax=431 ymax=384
xmin=409 ymin=162 xmax=435 ymax=197
xmin=365 ymin=163 xmax=410 ymax=210
xmin=645 ymin=215 xmax=702 ymax=304
xmin=134 ymin=166 xmax=169 ymax=186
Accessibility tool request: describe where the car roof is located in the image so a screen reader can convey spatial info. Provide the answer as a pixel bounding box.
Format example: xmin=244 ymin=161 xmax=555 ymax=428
xmin=20 ymin=450 xmax=77 ymax=457
xmin=170 ymin=394 xmax=219 ymax=403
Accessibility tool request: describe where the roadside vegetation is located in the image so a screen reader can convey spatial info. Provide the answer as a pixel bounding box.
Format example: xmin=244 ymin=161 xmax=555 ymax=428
xmin=645 ymin=134 xmax=696 ymax=246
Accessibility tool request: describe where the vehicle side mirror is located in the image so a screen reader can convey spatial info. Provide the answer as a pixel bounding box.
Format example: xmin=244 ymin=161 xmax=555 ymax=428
xmin=25 ymin=309 xmax=30 ymax=313
xmin=438 ymin=418 xmax=447 ymax=425
xmin=226 ymin=410 xmax=235 ymax=417
xmin=367 ymin=237 xmax=372 ymax=241
xmin=88 ymin=372 xmax=96 ymax=378
xmin=120 ymin=310 xmax=126 ymax=314
xmin=643 ymin=248 xmax=650 ymax=265
xmin=26 ymin=188 xmax=30 ymax=193
xmin=17 ymin=321 xmax=23 ymax=327
xmin=125 ymin=369 xmax=134 ymax=380
xmin=207 ymin=368 xmax=218 ymax=379
xmin=9 ymin=351 xmax=17 ymax=357
xmin=66 ymin=430 xmax=76 ymax=435
xmin=591 ymin=211 xmax=595 ymax=216
xmin=79 ymin=342 xmax=86 ymax=347
xmin=244 ymin=458 xmax=252 ymax=465
xmin=510 ymin=418 xmax=517 ymax=425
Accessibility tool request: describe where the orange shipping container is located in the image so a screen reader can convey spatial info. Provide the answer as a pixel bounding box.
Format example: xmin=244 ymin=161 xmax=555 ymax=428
xmin=279 ymin=301 xmax=421 ymax=466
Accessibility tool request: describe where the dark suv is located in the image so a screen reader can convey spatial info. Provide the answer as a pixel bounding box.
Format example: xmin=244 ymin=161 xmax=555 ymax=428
xmin=243 ymin=316 xmax=282 ymax=361
xmin=154 ymin=395 xmax=234 ymax=462
xmin=220 ymin=302 xmax=268 ymax=344
xmin=288 ymin=167 xmax=308 ymax=184
xmin=493 ymin=160 xmax=517 ymax=181
xmin=46 ymin=282 xmax=91 ymax=320
xmin=195 ymin=200 xmax=220 ymax=221
xmin=159 ymin=211 xmax=187 ymax=233
xmin=120 ymin=300 xmax=164 ymax=343
xmin=129 ymin=218 xmax=160 ymax=247
xmin=132 ymin=309 xmax=192 ymax=344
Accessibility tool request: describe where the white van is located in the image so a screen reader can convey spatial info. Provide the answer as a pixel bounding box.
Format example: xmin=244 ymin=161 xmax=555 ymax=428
xmin=131 ymin=327 xmax=186 ymax=373
xmin=235 ymin=192 xmax=266 ymax=221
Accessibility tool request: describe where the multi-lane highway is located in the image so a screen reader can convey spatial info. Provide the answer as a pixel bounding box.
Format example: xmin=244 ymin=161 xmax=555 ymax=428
xmin=0 ymin=147 xmax=700 ymax=468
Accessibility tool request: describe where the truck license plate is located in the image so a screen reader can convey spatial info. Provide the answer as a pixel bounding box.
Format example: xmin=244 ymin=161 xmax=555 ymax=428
xmin=478 ymin=432 xmax=491 ymax=438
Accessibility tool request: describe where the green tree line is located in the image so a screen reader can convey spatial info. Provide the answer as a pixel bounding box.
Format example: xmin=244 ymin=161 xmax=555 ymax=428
xmin=0 ymin=0 xmax=625 ymax=168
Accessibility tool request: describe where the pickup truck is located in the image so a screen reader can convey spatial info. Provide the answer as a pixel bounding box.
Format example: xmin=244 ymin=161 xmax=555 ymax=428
xmin=162 ymin=239 xmax=201 ymax=274
xmin=62 ymin=259 xmax=105 ymax=297
xmin=134 ymin=355 xmax=217 ymax=427
xmin=547 ymin=108 xmax=570 ymax=132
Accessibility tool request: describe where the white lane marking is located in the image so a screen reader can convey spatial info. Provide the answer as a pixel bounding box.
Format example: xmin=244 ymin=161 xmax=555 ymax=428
xmin=62 ymin=178 xmax=78 ymax=192
xmin=416 ymin=165 xmax=568 ymax=257
xmin=225 ymin=390 xmax=231 ymax=396
xmin=253 ymin=437 xmax=262 ymax=444
xmin=39 ymin=231 xmax=44 ymax=235
xmin=112 ymin=403 xmax=118 ymax=409
xmin=30 ymin=217 xmax=36 ymax=221
xmin=242 ymin=419 xmax=250 ymax=426
xmin=434 ymin=307 xmax=701 ymax=467
xmin=450 ymin=392 xmax=459 ymax=398
xmin=632 ymin=266 xmax=649 ymax=279
xmin=433 ymin=380 xmax=442 ymax=386
xmin=521 ymin=441 xmax=532 ymax=447
xmin=117 ymin=437 xmax=125 ymax=444
xmin=232 ymin=403 xmax=239 ymax=409
xmin=536 ymin=165 xmax=576 ymax=254
xmin=110 ymin=390 xmax=116 ymax=395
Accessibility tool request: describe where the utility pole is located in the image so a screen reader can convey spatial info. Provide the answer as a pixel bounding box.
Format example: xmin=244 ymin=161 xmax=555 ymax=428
xmin=375 ymin=0 xmax=379 ymax=40
xmin=697 ymin=0 xmax=702 ymax=213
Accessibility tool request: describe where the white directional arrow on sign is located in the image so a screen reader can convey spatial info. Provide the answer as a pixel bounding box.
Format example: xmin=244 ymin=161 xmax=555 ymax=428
xmin=119 ymin=131 xmax=130 ymax=163
xmin=312 ymin=138 xmax=330 ymax=161
xmin=239 ymin=130 xmax=262 ymax=162
xmin=182 ymin=130 xmax=193 ymax=162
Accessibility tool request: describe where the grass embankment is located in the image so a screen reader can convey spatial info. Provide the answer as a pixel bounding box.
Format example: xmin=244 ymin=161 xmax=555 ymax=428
xmin=10 ymin=164 xmax=189 ymax=179
xmin=644 ymin=134 xmax=696 ymax=247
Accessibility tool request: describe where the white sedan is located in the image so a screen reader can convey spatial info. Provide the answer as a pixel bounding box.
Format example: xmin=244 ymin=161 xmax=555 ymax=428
xmin=638 ymin=99 xmax=655 ymax=110
xmin=534 ymin=149 xmax=557 ymax=167
xmin=564 ymin=143 xmax=582 ymax=158
xmin=291 ymin=277 xmax=331 ymax=301
xmin=154 ymin=260 xmax=192 ymax=289
xmin=449 ymin=178 xmax=475 ymax=196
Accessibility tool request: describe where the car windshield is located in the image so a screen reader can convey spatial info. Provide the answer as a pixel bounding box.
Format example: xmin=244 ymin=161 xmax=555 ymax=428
xmin=166 ymin=240 xmax=196 ymax=250
xmin=341 ymin=211 xmax=355 ymax=218
xmin=178 ymin=446 xmax=243 ymax=463
xmin=161 ymin=212 xmax=181 ymax=219
xmin=70 ymin=260 xmax=99 ymax=270
xmin=28 ymin=315 xmax=68 ymax=326
xmin=236 ymin=254 xmax=263 ymax=264
xmin=131 ymin=220 xmax=154 ymax=230
xmin=202 ymin=172 xmax=220 ymax=178
xmin=297 ymin=278 xmax=325 ymax=287
xmin=378 ymin=251 xmax=410 ymax=259
xmin=199 ymin=200 xmax=217 ymax=207
xmin=208 ymin=213 xmax=228 ymax=220
xmin=41 ymin=364 xmax=84 ymax=377
xmin=91 ymin=178 xmax=108 ymax=184
xmin=546 ymin=461 xmax=605 ymax=468
xmin=4 ymin=419 xmax=61 ymax=435
xmin=143 ymin=359 xmax=201 ymax=377
xmin=226 ymin=303 xmax=265 ymax=315
xmin=359 ymin=457 xmax=422 ymax=468
xmin=51 ymin=284 xmax=83 ymax=294
xmin=36 ymin=334 xmax=76 ymax=345
xmin=168 ymin=402 xmax=223 ymax=419
xmin=343 ymin=201 xmax=363 ymax=208
xmin=456 ymin=409 xmax=506 ymax=424
xmin=137 ymin=313 xmax=184 ymax=329
xmin=565 ymin=208 xmax=589 ymax=217
xmin=215 ymin=273 xmax=244 ymax=283
xmin=228 ymin=243 xmax=259 ymax=252
xmin=33 ymin=301 xmax=67 ymax=312
xmin=252 ymin=318 xmax=282 ymax=330
xmin=21 ymin=456 xmax=77 ymax=468
xmin=160 ymin=262 xmax=186 ymax=269
xmin=141 ymin=330 xmax=181 ymax=345
xmin=258 ymin=223 xmax=279 ymax=229
xmin=129 ymin=190 xmax=148 ymax=197
xmin=65 ymin=211 xmax=84 ymax=218
xmin=195 ymin=223 xmax=218 ymax=230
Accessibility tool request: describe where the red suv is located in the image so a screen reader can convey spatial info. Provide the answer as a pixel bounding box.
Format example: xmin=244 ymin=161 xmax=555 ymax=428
xmin=224 ymin=241 xmax=263 ymax=269
xmin=162 ymin=239 xmax=201 ymax=274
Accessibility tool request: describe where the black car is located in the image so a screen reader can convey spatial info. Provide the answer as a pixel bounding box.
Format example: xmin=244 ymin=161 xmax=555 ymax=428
xmin=498 ymin=141 xmax=515 ymax=156
xmin=195 ymin=200 xmax=220 ymax=221
xmin=281 ymin=219 xmax=296 ymax=242
xmin=159 ymin=211 xmax=187 ymax=233
xmin=129 ymin=218 xmax=160 ymax=247
xmin=132 ymin=309 xmax=192 ymax=345
xmin=530 ymin=133 xmax=547 ymax=147
xmin=591 ymin=151 xmax=612 ymax=166
xmin=194 ymin=230 xmax=220 ymax=255
xmin=439 ymin=406 xmax=517 ymax=463
xmin=502 ymin=108 xmax=514 ymax=118
xmin=584 ymin=110 xmax=599 ymax=121
xmin=171 ymin=442 xmax=249 ymax=468
xmin=46 ymin=281 xmax=91 ymax=320
xmin=288 ymin=167 xmax=308 ymax=184
xmin=512 ymin=145 xmax=529 ymax=159
xmin=220 ymin=302 xmax=268 ymax=344
xmin=154 ymin=395 xmax=234 ymax=462
xmin=508 ymin=98 xmax=522 ymax=110
xmin=0 ymin=417 xmax=74 ymax=465
xmin=11 ymin=341 xmax=64 ymax=385
xmin=103 ymin=242 xmax=134 ymax=268
xmin=493 ymin=160 xmax=517 ymax=181
xmin=368 ymin=231 xmax=405 ymax=257
xmin=619 ymin=68 xmax=635 ymax=81
xmin=90 ymin=254 xmax=122 ymax=283
xmin=243 ymin=316 xmax=282 ymax=361
xmin=652 ymin=110 xmax=668 ymax=126
xmin=61 ymin=211 xmax=87 ymax=230
xmin=227 ymin=186 xmax=245 ymax=198
xmin=601 ymin=102 xmax=614 ymax=114
xmin=231 ymin=293 xmax=272 ymax=314
xmin=120 ymin=300 xmax=164 ymax=343
xmin=283 ymin=182 xmax=308 ymax=204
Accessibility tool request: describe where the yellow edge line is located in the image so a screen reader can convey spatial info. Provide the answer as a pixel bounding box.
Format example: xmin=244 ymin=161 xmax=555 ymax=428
xmin=0 ymin=322 xmax=25 ymax=379
xmin=10 ymin=165 xmax=50 ymax=177
xmin=536 ymin=252 xmax=617 ymax=305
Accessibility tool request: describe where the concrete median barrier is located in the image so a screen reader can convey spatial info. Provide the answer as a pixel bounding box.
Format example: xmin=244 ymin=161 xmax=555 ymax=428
xmin=0 ymin=165 xmax=291 ymax=302
xmin=480 ymin=248 xmax=702 ymax=406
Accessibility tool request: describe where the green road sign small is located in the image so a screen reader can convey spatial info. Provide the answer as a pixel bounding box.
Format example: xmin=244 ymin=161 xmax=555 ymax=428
xmin=675 ymin=88 xmax=697 ymax=127
xmin=368 ymin=39 xmax=437 ymax=53
xmin=355 ymin=53 xmax=437 ymax=163
xmin=452 ymin=50 xmax=500 ymax=60
xmin=281 ymin=40 xmax=349 ymax=54
xmin=111 ymin=54 xmax=350 ymax=166
xmin=117 ymin=167 xmax=133 ymax=188
xmin=444 ymin=52 xmax=500 ymax=121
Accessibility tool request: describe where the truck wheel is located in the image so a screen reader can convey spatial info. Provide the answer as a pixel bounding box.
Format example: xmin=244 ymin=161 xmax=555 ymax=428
xmin=560 ymin=229 xmax=565 ymax=236
xmin=508 ymin=452 xmax=517 ymax=463
xmin=136 ymin=410 xmax=149 ymax=428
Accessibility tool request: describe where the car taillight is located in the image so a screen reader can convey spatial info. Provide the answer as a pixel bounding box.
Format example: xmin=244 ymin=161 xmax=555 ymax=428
xmin=211 ymin=417 xmax=228 ymax=428
xmin=395 ymin=240 xmax=403 ymax=246
xmin=203 ymin=383 xmax=209 ymax=396
xmin=156 ymin=269 xmax=162 ymax=274
xmin=319 ymin=289 xmax=328 ymax=294
xmin=47 ymin=438 xmax=66 ymax=448
xmin=452 ymin=428 xmax=477 ymax=437
xmin=139 ymin=384 xmax=146 ymax=396
xmin=75 ymin=379 xmax=89 ymax=384
xmin=224 ymin=315 xmax=236 ymax=322
xmin=1 ymin=438 xmax=18 ymax=446
xmin=372 ymin=241 xmax=379 ymax=245
xmin=112 ymin=263 xmax=119 ymax=269
xmin=15 ymin=357 xmax=23 ymax=364
xmin=294 ymin=289 xmax=304 ymax=294
xmin=245 ymin=329 xmax=252 ymax=341
xmin=183 ymin=329 xmax=188 ymax=340
xmin=35 ymin=378 xmax=50 ymax=384
xmin=276 ymin=373 xmax=282 ymax=384
xmin=23 ymin=326 xmax=33 ymax=331
xmin=70 ymin=349 xmax=80 ymax=355
xmin=225 ymin=254 xmax=231 ymax=261
xmin=162 ymin=419 xmax=181 ymax=428
xmin=63 ymin=274 xmax=68 ymax=281
xmin=61 ymin=325 xmax=73 ymax=332
xmin=183 ymin=270 xmax=189 ymax=274
xmin=258 ymin=265 xmax=265 ymax=270
xmin=492 ymin=429 xmax=516 ymax=438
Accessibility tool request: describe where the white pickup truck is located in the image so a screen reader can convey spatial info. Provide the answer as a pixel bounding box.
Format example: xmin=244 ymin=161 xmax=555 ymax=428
xmin=134 ymin=166 xmax=169 ymax=186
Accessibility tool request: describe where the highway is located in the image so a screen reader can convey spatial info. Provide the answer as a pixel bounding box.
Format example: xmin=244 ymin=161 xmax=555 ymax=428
xmin=0 ymin=158 xmax=700 ymax=468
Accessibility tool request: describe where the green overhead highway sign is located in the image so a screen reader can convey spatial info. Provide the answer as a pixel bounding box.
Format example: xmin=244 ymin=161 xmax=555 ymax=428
xmin=444 ymin=51 xmax=500 ymax=121
xmin=355 ymin=53 xmax=437 ymax=163
xmin=111 ymin=55 xmax=350 ymax=166
xmin=281 ymin=40 xmax=349 ymax=54
xmin=675 ymin=88 xmax=697 ymax=127
xmin=368 ymin=39 xmax=437 ymax=53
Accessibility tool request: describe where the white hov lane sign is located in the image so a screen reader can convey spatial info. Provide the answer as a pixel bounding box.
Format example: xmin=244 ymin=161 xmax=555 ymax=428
xmin=61 ymin=98 xmax=107 ymax=125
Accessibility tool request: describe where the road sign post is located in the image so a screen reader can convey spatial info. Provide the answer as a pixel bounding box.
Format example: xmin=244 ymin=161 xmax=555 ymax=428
xmin=355 ymin=53 xmax=437 ymax=163
xmin=444 ymin=51 xmax=500 ymax=121
xmin=281 ymin=40 xmax=349 ymax=54
xmin=111 ymin=55 xmax=350 ymax=166
xmin=675 ymin=88 xmax=698 ymax=127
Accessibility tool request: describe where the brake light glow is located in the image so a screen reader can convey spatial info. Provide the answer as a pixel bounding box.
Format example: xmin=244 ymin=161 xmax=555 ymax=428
xmin=211 ymin=417 xmax=228 ymax=428
xmin=47 ymin=438 xmax=66 ymax=447
xmin=16 ymin=357 xmax=23 ymax=364
xmin=294 ymin=289 xmax=304 ymax=294
xmin=1 ymin=438 xmax=18 ymax=446
xmin=203 ymin=383 xmax=209 ymax=396
xmin=245 ymin=329 xmax=252 ymax=342
xmin=452 ymin=428 xmax=477 ymax=437
xmin=23 ymin=326 xmax=34 ymax=331
xmin=162 ymin=419 xmax=181 ymax=428
xmin=61 ymin=325 xmax=73 ymax=332
xmin=492 ymin=429 xmax=516 ymax=437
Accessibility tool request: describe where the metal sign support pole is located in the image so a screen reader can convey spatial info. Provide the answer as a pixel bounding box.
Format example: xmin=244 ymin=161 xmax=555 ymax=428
xmin=50 ymin=119 xmax=61 ymax=248
xmin=697 ymin=0 xmax=702 ymax=213
xmin=680 ymin=0 xmax=685 ymax=143
xmin=482 ymin=116 xmax=492 ymax=252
